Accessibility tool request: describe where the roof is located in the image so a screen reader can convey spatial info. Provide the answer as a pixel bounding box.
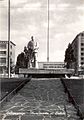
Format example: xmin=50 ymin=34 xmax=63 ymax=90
xmin=0 ymin=41 xmax=16 ymax=46
xmin=71 ymin=31 xmax=84 ymax=45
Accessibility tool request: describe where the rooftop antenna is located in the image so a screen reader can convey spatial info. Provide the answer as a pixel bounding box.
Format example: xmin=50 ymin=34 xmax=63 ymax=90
xmin=8 ymin=0 xmax=10 ymax=78
xmin=47 ymin=0 xmax=50 ymax=62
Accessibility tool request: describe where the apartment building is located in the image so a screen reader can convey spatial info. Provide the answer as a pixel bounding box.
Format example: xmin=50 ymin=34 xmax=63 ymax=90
xmin=0 ymin=41 xmax=16 ymax=74
xmin=67 ymin=31 xmax=84 ymax=74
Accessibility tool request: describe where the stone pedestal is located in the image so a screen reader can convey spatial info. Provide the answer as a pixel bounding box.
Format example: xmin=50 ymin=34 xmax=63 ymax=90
xmin=34 ymin=51 xmax=38 ymax=68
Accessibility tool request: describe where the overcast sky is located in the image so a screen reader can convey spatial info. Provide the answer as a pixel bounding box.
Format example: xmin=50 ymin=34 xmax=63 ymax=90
xmin=0 ymin=0 xmax=84 ymax=62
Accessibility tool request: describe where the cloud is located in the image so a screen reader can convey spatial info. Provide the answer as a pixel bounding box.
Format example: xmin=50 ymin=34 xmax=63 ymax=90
xmin=50 ymin=50 xmax=65 ymax=62
xmin=50 ymin=33 xmax=71 ymax=51
xmin=76 ymin=5 xmax=84 ymax=11
xmin=57 ymin=3 xmax=70 ymax=8
xmin=58 ymin=0 xmax=84 ymax=6
xmin=13 ymin=2 xmax=41 ymax=12
xmin=0 ymin=0 xmax=7 ymax=7
xmin=49 ymin=3 xmax=70 ymax=12
xmin=66 ymin=14 xmax=84 ymax=34
xmin=43 ymin=20 xmax=54 ymax=28
xmin=27 ymin=24 xmax=39 ymax=35
xmin=1 ymin=0 xmax=84 ymax=62
xmin=49 ymin=4 xmax=56 ymax=11
xmin=24 ymin=3 xmax=41 ymax=9
xmin=11 ymin=0 xmax=27 ymax=6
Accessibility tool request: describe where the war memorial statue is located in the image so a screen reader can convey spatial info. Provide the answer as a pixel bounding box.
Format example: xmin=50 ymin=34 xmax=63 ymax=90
xmin=24 ymin=36 xmax=39 ymax=68
xmin=15 ymin=36 xmax=39 ymax=73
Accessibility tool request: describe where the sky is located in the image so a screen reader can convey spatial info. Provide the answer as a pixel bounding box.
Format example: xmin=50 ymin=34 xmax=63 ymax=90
xmin=0 ymin=0 xmax=84 ymax=62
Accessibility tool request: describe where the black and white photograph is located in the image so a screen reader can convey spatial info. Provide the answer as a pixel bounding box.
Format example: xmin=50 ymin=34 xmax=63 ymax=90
xmin=0 ymin=0 xmax=84 ymax=119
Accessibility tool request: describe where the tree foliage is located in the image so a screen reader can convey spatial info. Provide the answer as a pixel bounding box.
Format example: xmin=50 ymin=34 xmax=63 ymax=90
xmin=64 ymin=43 xmax=76 ymax=68
xmin=15 ymin=47 xmax=33 ymax=73
xmin=15 ymin=52 xmax=26 ymax=73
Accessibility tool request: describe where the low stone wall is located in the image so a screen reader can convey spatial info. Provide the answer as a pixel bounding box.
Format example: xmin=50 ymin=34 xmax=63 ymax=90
xmin=19 ymin=68 xmax=74 ymax=78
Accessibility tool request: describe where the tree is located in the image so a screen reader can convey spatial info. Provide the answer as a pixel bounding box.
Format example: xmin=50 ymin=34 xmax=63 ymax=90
xmin=15 ymin=52 xmax=26 ymax=73
xmin=64 ymin=43 xmax=76 ymax=68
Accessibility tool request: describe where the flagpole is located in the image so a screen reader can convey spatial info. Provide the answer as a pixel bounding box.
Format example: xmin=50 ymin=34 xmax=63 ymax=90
xmin=47 ymin=0 xmax=49 ymax=62
xmin=8 ymin=0 xmax=10 ymax=78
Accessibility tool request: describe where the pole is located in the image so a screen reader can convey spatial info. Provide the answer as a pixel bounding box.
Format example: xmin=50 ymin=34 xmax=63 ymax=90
xmin=47 ymin=0 xmax=49 ymax=62
xmin=8 ymin=0 xmax=10 ymax=78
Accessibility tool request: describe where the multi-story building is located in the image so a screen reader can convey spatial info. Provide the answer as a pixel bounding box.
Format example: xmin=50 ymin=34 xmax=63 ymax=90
xmin=0 ymin=41 xmax=16 ymax=74
xmin=65 ymin=31 xmax=84 ymax=75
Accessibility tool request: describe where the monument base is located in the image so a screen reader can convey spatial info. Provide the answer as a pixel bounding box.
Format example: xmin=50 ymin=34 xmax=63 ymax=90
xmin=19 ymin=68 xmax=74 ymax=78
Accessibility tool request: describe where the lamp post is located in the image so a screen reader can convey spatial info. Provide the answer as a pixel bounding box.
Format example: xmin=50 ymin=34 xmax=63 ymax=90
xmin=47 ymin=0 xmax=49 ymax=62
xmin=8 ymin=0 xmax=10 ymax=78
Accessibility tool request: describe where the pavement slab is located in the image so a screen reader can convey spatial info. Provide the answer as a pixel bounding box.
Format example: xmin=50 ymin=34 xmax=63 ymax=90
xmin=0 ymin=78 xmax=80 ymax=120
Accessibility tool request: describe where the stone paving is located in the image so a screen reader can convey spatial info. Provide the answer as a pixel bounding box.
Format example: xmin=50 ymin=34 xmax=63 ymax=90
xmin=0 ymin=78 xmax=80 ymax=120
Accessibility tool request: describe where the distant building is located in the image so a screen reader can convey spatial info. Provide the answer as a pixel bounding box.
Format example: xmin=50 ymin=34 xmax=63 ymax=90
xmin=65 ymin=31 xmax=84 ymax=75
xmin=38 ymin=62 xmax=65 ymax=69
xmin=0 ymin=41 xmax=16 ymax=74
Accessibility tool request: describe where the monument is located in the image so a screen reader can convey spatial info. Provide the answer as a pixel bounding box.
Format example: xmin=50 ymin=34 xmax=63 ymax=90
xmin=24 ymin=36 xmax=39 ymax=68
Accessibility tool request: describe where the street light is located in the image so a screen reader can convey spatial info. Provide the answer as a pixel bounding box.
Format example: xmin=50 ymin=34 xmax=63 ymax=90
xmin=8 ymin=0 xmax=10 ymax=78
xmin=47 ymin=0 xmax=50 ymax=62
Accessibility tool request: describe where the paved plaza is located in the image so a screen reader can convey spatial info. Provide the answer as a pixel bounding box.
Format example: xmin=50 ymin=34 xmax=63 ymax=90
xmin=0 ymin=78 xmax=80 ymax=120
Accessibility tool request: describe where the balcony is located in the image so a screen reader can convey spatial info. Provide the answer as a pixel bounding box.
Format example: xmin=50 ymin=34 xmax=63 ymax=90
xmin=0 ymin=51 xmax=7 ymax=57
xmin=0 ymin=55 xmax=6 ymax=57
xmin=0 ymin=57 xmax=6 ymax=66
xmin=0 ymin=63 xmax=6 ymax=66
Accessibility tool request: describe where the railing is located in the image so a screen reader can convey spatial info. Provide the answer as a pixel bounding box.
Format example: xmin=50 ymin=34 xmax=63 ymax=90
xmin=0 ymin=54 xmax=6 ymax=56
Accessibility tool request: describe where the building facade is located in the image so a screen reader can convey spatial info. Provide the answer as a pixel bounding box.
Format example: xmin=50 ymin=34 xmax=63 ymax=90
xmin=38 ymin=62 xmax=65 ymax=69
xmin=66 ymin=31 xmax=84 ymax=74
xmin=0 ymin=41 xmax=16 ymax=74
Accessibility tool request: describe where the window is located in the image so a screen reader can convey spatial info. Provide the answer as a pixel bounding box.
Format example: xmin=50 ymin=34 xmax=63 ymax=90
xmin=81 ymin=62 xmax=84 ymax=65
xmin=0 ymin=44 xmax=6 ymax=49
xmin=81 ymin=57 xmax=84 ymax=60
xmin=81 ymin=48 xmax=84 ymax=51
xmin=10 ymin=45 xmax=12 ymax=49
xmin=0 ymin=66 xmax=6 ymax=74
xmin=0 ymin=58 xmax=6 ymax=63
xmin=81 ymin=53 xmax=84 ymax=56
xmin=10 ymin=58 xmax=12 ymax=64
xmin=10 ymin=52 xmax=12 ymax=55
xmin=81 ymin=43 xmax=84 ymax=46
xmin=0 ymin=67 xmax=3 ymax=74
xmin=81 ymin=33 xmax=84 ymax=36
xmin=0 ymin=51 xmax=6 ymax=55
